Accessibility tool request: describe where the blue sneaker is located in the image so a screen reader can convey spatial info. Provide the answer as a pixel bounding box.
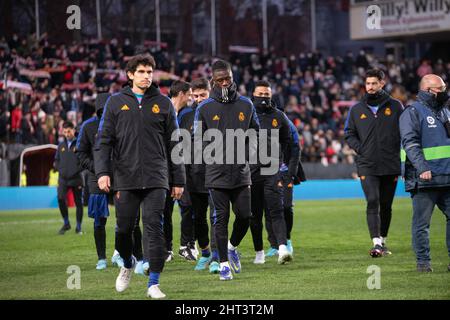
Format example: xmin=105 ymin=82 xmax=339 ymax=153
xmin=287 ymin=240 xmax=294 ymax=255
xmin=143 ymin=261 xmax=150 ymax=276
xmin=209 ymin=261 xmax=220 ymax=274
xmin=219 ymin=265 xmax=233 ymax=280
xmin=265 ymin=247 xmax=278 ymax=257
xmin=96 ymin=259 xmax=107 ymax=270
xmin=134 ymin=260 xmax=145 ymax=275
xmin=195 ymin=256 xmax=211 ymax=271
xmin=111 ymin=252 xmax=124 ymax=268
xmin=228 ymin=249 xmax=241 ymax=273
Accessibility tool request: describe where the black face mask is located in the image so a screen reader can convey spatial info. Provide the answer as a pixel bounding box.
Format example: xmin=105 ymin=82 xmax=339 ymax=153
xmin=366 ymin=90 xmax=383 ymax=104
xmin=253 ymin=96 xmax=271 ymax=109
xmin=435 ymin=91 xmax=449 ymax=106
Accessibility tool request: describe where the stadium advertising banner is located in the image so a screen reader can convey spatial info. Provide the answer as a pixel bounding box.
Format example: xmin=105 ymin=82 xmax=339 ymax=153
xmin=350 ymin=0 xmax=450 ymax=39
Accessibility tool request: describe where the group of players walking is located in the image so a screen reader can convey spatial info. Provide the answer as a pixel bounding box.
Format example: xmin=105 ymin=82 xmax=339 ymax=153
xmin=53 ymin=54 xmax=450 ymax=299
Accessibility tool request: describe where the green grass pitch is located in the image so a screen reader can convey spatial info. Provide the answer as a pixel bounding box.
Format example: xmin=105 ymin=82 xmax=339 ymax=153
xmin=0 ymin=198 xmax=448 ymax=300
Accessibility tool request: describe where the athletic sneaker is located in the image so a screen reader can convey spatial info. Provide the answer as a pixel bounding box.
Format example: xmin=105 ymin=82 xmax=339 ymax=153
xmin=111 ymin=251 xmax=124 ymax=268
xmin=147 ymin=284 xmax=166 ymax=299
xmin=219 ymin=265 xmax=233 ymax=280
xmin=253 ymin=250 xmax=265 ymax=264
xmin=58 ymin=224 xmax=71 ymax=235
xmin=228 ymin=249 xmax=241 ymax=273
xmin=286 ymin=240 xmax=294 ymax=255
xmin=96 ymin=259 xmax=107 ymax=270
xmin=194 ymin=256 xmax=210 ymax=271
xmin=143 ymin=261 xmax=150 ymax=276
xmin=165 ymin=251 xmax=174 ymax=262
xmin=381 ymin=244 xmax=392 ymax=256
xmin=115 ymin=267 xmax=133 ymax=292
xmin=265 ymin=247 xmax=278 ymax=257
xmin=189 ymin=242 xmax=199 ymax=260
xmin=179 ymin=247 xmax=196 ymax=261
xmin=209 ymin=261 xmax=220 ymax=274
xmin=416 ymin=263 xmax=433 ymax=273
xmin=369 ymin=244 xmax=384 ymax=258
xmin=278 ymin=245 xmax=293 ymax=265
xmin=134 ymin=260 xmax=145 ymax=275
xmin=75 ymin=226 xmax=83 ymax=235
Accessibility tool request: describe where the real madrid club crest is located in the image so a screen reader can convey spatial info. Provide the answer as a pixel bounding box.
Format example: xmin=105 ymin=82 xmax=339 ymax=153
xmin=152 ymin=104 xmax=160 ymax=114
xmin=272 ymin=118 xmax=278 ymax=127
xmin=239 ymin=112 xmax=245 ymax=122
xmin=384 ymin=107 xmax=391 ymax=116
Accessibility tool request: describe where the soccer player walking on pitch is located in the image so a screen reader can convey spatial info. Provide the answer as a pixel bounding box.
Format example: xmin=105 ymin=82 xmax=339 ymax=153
xmin=55 ymin=121 xmax=84 ymax=235
xmin=95 ymin=54 xmax=185 ymax=298
xmin=76 ymin=93 xmax=144 ymax=272
xmin=184 ymin=78 xmax=220 ymax=273
xmin=193 ymin=60 xmax=260 ymax=280
xmin=345 ymin=69 xmax=403 ymax=257
xmin=246 ymin=80 xmax=293 ymax=265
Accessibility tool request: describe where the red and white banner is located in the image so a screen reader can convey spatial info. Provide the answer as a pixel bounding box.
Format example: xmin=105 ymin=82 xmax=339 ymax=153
xmin=0 ymin=80 xmax=33 ymax=93
xmin=19 ymin=69 xmax=51 ymax=79
xmin=228 ymin=45 xmax=260 ymax=54
xmin=61 ymin=82 xmax=94 ymax=91
xmin=153 ymin=70 xmax=180 ymax=81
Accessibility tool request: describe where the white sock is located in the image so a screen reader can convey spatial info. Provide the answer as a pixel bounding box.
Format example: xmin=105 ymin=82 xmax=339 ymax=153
xmin=381 ymin=237 xmax=387 ymax=245
xmin=228 ymin=241 xmax=236 ymax=251
xmin=372 ymin=237 xmax=382 ymax=246
xmin=113 ymin=249 xmax=120 ymax=256
xmin=279 ymin=244 xmax=288 ymax=252
xmin=220 ymin=261 xmax=230 ymax=269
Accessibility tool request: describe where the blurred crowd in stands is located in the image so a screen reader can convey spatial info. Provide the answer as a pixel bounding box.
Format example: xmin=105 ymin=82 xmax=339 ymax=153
xmin=1 ymin=34 xmax=449 ymax=165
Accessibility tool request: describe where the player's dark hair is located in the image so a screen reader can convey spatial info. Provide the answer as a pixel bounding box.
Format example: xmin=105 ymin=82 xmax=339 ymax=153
xmin=212 ymin=59 xmax=231 ymax=73
xmin=62 ymin=121 xmax=74 ymax=129
xmin=191 ymin=78 xmax=211 ymax=91
xmin=126 ymin=54 xmax=156 ymax=75
xmin=254 ymin=80 xmax=271 ymax=88
xmin=169 ymin=80 xmax=191 ymax=97
xmin=365 ymin=69 xmax=385 ymax=81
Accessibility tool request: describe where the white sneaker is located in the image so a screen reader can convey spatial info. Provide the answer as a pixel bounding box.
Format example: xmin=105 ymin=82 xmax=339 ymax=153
xmin=192 ymin=243 xmax=199 ymax=259
xmin=166 ymin=251 xmax=174 ymax=262
xmin=115 ymin=267 xmax=133 ymax=292
xmin=147 ymin=284 xmax=166 ymax=299
xmin=253 ymin=250 xmax=265 ymax=264
xmin=278 ymin=245 xmax=293 ymax=265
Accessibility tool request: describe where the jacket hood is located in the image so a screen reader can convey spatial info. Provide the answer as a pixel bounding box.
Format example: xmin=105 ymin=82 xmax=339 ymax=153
xmin=95 ymin=93 xmax=111 ymax=113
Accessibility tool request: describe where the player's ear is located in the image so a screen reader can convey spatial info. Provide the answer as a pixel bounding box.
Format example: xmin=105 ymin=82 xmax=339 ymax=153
xmin=127 ymin=71 xmax=134 ymax=81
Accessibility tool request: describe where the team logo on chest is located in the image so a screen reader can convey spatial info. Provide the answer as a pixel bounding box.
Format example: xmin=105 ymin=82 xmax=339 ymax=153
xmin=239 ymin=112 xmax=245 ymax=122
xmin=272 ymin=118 xmax=278 ymax=127
xmin=121 ymin=104 xmax=130 ymax=111
xmin=152 ymin=104 xmax=160 ymax=114
xmin=360 ymin=114 xmax=367 ymax=119
xmin=213 ymin=115 xmax=220 ymax=121
xmin=427 ymin=116 xmax=435 ymax=125
xmin=384 ymin=107 xmax=391 ymax=116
